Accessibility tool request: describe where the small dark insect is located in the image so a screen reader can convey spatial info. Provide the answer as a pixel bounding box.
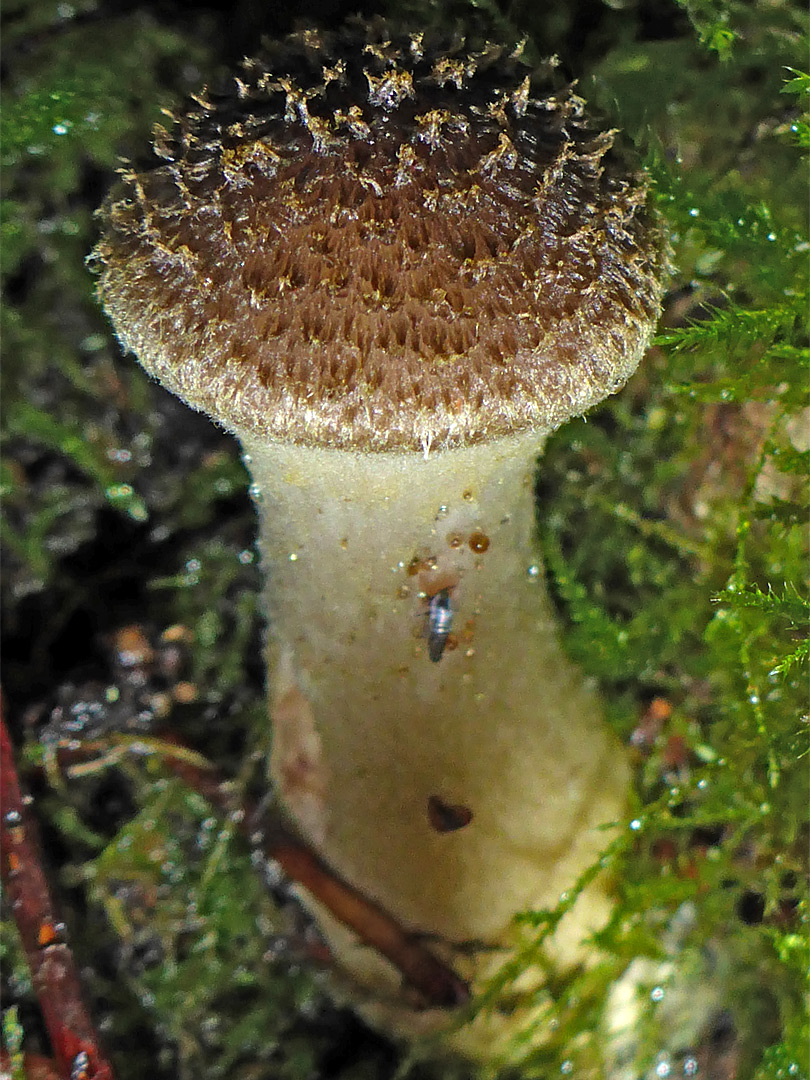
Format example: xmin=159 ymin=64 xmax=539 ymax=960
xmin=427 ymin=588 xmax=453 ymax=662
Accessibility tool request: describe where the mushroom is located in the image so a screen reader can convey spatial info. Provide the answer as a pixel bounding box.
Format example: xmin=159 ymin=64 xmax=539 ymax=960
xmin=92 ymin=23 xmax=666 ymax=1059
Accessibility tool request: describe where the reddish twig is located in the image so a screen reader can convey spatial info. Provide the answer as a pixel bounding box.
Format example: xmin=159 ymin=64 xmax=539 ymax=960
xmin=0 ymin=704 xmax=116 ymax=1080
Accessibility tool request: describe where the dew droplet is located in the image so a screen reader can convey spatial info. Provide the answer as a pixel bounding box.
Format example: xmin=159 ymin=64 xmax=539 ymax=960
xmin=683 ymin=1057 xmax=698 ymax=1076
xmin=71 ymin=1051 xmax=89 ymax=1074
xmin=107 ymin=447 xmax=132 ymax=463
xmin=527 ymin=564 xmax=540 ymax=578
xmin=630 ymin=818 xmax=642 ymax=831
xmin=200 ymin=1014 xmax=221 ymax=1042
xmin=651 ymin=985 xmax=665 ymax=1002
xmin=248 ymin=482 xmax=263 ymax=502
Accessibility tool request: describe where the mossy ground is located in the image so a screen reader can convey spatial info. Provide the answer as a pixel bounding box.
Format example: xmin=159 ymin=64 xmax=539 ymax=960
xmin=1 ymin=1 xmax=807 ymax=1077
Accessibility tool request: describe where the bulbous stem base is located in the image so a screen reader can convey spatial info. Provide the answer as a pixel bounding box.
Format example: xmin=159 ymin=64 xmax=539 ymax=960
xmin=241 ymin=433 xmax=629 ymax=1057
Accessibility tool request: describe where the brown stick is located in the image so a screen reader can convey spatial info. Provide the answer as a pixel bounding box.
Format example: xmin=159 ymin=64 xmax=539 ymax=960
xmin=0 ymin=704 xmax=116 ymax=1080
xmin=35 ymin=729 xmax=468 ymax=1008
xmin=160 ymin=740 xmax=470 ymax=1008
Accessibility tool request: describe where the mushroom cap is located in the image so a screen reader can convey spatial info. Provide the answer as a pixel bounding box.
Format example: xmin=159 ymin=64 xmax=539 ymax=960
xmin=94 ymin=23 xmax=666 ymax=453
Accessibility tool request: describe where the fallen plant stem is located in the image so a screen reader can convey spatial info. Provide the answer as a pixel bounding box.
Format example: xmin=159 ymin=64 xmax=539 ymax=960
xmin=159 ymin=734 xmax=471 ymax=1008
xmin=45 ymin=731 xmax=470 ymax=1010
xmin=0 ymin=700 xmax=116 ymax=1080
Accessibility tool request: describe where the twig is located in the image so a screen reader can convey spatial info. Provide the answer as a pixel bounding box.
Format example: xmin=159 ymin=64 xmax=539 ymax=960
xmin=44 ymin=733 xmax=469 ymax=1009
xmin=0 ymin=701 xmax=116 ymax=1080
xmin=158 ymin=737 xmax=470 ymax=1009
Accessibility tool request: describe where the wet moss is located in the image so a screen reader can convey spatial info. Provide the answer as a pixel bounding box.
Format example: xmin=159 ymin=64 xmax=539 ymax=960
xmin=2 ymin=0 xmax=807 ymax=1077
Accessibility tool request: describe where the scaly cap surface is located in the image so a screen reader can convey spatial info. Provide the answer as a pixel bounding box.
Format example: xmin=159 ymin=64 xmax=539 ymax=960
xmin=94 ymin=22 xmax=666 ymax=453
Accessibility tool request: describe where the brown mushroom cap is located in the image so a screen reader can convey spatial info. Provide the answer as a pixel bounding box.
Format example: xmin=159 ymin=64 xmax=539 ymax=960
xmin=93 ymin=23 xmax=666 ymax=453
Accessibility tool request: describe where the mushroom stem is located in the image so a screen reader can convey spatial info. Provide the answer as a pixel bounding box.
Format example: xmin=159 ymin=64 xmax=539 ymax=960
xmin=241 ymin=431 xmax=629 ymax=1044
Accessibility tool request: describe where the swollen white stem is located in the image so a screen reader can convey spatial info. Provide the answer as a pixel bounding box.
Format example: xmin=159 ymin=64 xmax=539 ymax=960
xmin=241 ymin=432 xmax=629 ymax=1052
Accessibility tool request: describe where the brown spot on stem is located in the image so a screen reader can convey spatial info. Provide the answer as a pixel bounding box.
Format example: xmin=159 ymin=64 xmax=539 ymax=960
xmin=270 ymin=653 xmax=328 ymax=845
xmin=468 ymin=530 xmax=490 ymax=553
xmin=427 ymin=795 xmax=473 ymax=833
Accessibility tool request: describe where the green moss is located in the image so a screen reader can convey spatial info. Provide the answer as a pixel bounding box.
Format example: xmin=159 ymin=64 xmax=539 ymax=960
xmin=1 ymin=1006 xmax=25 ymax=1080
xmin=517 ymin=27 xmax=809 ymax=1075
xmin=86 ymin=778 xmax=325 ymax=1079
xmin=1 ymin=1 xmax=807 ymax=1077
